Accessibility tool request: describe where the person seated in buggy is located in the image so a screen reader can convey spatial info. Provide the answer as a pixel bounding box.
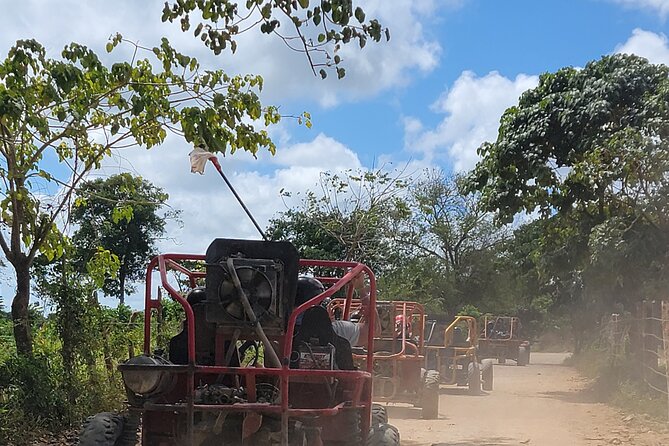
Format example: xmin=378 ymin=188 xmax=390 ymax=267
xmin=394 ymin=314 xmax=413 ymax=339
xmin=294 ymin=275 xmax=380 ymax=348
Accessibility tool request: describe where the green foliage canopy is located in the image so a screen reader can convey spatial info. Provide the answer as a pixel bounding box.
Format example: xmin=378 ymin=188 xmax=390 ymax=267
xmin=71 ymin=174 xmax=175 ymax=305
xmin=267 ymin=208 xmax=346 ymax=261
xmin=470 ymin=54 xmax=669 ymax=335
xmin=271 ymin=169 xmax=410 ymax=272
xmin=0 ymin=37 xmax=279 ymax=354
xmin=384 ymin=170 xmax=513 ymax=315
xmin=471 ymin=54 xmax=669 ymax=224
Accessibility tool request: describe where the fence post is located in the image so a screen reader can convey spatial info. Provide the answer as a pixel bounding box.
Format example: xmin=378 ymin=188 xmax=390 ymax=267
xmin=652 ymin=301 xmax=664 ymax=392
xmin=661 ymin=301 xmax=669 ymax=422
xmin=642 ymin=301 xmax=650 ymax=383
xmin=631 ymin=302 xmax=642 ymax=378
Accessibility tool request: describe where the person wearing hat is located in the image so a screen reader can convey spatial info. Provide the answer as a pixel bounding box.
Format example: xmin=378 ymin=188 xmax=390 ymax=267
xmin=294 ymin=274 xmax=380 ymax=347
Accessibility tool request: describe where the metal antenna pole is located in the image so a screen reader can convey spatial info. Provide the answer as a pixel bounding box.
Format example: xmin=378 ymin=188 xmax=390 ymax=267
xmin=209 ymin=158 xmax=268 ymax=241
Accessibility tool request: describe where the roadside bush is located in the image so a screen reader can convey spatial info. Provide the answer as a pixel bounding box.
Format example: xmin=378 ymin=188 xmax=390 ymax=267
xmin=0 ymin=317 xmax=14 ymax=364
xmin=567 ymin=343 xmax=668 ymax=420
xmin=0 ymin=304 xmax=155 ymax=444
xmin=0 ymin=355 xmax=69 ymax=445
xmin=457 ymin=304 xmax=482 ymax=318
xmin=0 ymin=282 xmax=202 ymax=444
xmin=611 ymin=380 xmax=668 ymax=419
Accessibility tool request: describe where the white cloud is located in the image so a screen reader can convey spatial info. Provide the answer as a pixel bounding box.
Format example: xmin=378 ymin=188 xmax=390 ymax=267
xmin=615 ymin=28 xmax=669 ymax=65
xmin=0 ymin=1 xmax=201 ymax=61
xmin=402 ymin=116 xmax=424 ymax=141
xmin=406 ymin=71 xmax=538 ymax=172
xmin=98 ymin=132 xmax=362 ymax=256
xmin=210 ymin=0 xmax=443 ymax=107
xmin=610 ymin=0 xmax=669 ymax=17
xmin=273 ymin=134 xmax=361 ymax=169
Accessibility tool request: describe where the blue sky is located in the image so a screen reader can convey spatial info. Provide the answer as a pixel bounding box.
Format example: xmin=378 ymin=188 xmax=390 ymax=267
xmin=0 ymin=0 xmax=668 ymax=308
xmin=308 ymin=0 xmax=669 ymax=169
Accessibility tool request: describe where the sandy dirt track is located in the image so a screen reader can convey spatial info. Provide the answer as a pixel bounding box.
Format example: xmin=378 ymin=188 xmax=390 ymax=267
xmin=388 ymin=353 xmax=669 ymax=446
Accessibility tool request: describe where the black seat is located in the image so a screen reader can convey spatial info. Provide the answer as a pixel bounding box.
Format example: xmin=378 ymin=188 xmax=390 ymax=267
xmin=292 ymin=306 xmax=355 ymax=370
xmin=451 ymin=326 xmax=469 ymax=347
xmin=169 ymin=287 xmax=238 ymax=367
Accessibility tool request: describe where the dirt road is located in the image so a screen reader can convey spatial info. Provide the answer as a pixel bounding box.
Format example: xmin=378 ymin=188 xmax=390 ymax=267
xmin=389 ymin=353 xmax=669 ymax=446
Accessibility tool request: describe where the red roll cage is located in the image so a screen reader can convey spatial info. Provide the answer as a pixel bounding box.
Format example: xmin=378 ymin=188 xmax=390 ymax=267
xmin=135 ymin=253 xmax=377 ymax=446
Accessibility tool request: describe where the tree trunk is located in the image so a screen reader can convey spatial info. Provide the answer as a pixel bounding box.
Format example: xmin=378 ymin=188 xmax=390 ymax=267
xmin=102 ymin=326 xmax=115 ymax=384
xmin=58 ymin=256 xmax=78 ymax=410
xmin=11 ymin=261 xmax=33 ymax=356
xmin=84 ymin=292 xmax=100 ymax=388
xmin=119 ymin=268 xmax=126 ymax=306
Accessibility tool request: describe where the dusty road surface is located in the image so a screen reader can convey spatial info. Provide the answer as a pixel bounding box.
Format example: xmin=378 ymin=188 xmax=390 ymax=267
xmin=388 ymin=353 xmax=669 ymax=446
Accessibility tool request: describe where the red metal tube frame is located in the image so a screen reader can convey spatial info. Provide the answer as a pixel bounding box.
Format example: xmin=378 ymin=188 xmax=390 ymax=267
xmin=139 ymin=253 xmax=377 ymax=444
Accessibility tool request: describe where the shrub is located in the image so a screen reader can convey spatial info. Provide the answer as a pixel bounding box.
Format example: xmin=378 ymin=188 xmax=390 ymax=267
xmin=0 ymin=355 xmax=69 ymax=444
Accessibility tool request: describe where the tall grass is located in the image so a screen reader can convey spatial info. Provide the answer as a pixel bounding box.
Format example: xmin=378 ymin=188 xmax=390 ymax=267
xmin=0 ymin=301 xmax=183 ymax=445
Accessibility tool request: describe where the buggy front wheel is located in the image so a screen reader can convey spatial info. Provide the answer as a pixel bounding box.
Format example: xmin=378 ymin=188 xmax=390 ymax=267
xmin=366 ymin=423 xmax=400 ymax=446
xmin=421 ymin=370 xmax=440 ymax=419
xmin=78 ymin=412 xmax=124 ymax=446
xmin=467 ymin=362 xmax=481 ymax=395
xmin=481 ymin=359 xmax=494 ymax=391
xmin=371 ymin=403 xmax=388 ymax=425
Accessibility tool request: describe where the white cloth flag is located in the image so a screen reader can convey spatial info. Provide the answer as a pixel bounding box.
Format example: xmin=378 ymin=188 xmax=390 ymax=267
xmin=189 ymin=146 xmax=216 ymax=174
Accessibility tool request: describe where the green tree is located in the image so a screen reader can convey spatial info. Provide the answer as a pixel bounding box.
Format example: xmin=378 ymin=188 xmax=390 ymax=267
xmin=376 ymin=255 xmax=451 ymax=312
xmin=499 ymin=218 xmax=583 ymax=343
xmin=0 ymin=38 xmax=280 ymax=355
xmin=470 ymin=54 xmax=669 ymax=336
xmin=32 ymin=244 xmax=120 ymax=419
xmin=502 ymin=219 xmax=560 ymax=312
xmin=272 ymin=168 xmax=410 ymax=272
xmin=470 ymin=54 xmax=669 ymax=226
xmin=402 ymin=171 xmax=505 ymax=271
xmin=387 ymin=170 xmax=511 ymax=314
xmin=71 ymin=174 xmax=175 ymax=305
xmin=267 ymin=208 xmax=346 ymax=260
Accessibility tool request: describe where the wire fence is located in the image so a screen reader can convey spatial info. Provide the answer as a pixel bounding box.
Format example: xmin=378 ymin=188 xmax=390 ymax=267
xmin=599 ymin=301 xmax=669 ymax=421
xmin=639 ymin=300 xmax=669 ymax=418
xmin=601 ymin=313 xmax=631 ymax=362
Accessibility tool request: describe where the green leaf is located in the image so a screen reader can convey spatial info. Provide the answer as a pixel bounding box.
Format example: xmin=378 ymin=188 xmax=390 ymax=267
xmin=86 ymin=247 xmax=120 ymax=288
xmin=355 ymin=7 xmax=365 ymax=23
xmin=111 ymin=205 xmax=134 ymax=224
xmin=37 ymin=170 xmax=52 ymax=181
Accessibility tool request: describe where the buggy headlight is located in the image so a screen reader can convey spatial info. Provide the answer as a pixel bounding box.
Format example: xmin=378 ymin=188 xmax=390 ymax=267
xmin=122 ymin=355 xmax=174 ymax=396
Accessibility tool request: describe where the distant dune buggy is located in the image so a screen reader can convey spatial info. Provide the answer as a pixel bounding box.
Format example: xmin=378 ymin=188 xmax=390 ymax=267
xmin=478 ymin=316 xmax=531 ymax=366
xmin=424 ymin=316 xmax=494 ymax=394
xmin=329 ymin=299 xmax=441 ymax=419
